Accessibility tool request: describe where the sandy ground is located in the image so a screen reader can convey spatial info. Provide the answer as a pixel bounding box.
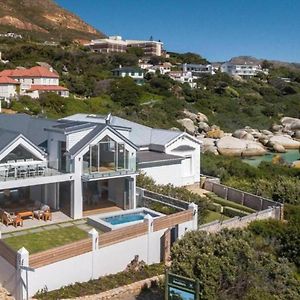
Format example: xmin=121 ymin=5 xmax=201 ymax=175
xmin=185 ymin=183 xmax=209 ymax=197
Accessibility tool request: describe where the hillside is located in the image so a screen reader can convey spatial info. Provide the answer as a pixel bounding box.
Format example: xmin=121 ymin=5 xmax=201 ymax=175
xmin=0 ymin=39 xmax=300 ymax=132
xmin=0 ymin=0 xmax=105 ymax=41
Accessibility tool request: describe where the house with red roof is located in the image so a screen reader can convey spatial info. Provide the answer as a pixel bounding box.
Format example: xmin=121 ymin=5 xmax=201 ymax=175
xmin=0 ymin=76 xmax=20 ymax=100
xmin=0 ymin=66 xmax=69 ymax=100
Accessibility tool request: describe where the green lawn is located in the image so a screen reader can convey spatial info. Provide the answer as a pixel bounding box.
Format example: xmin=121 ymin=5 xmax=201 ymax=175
xmin=206 ymin=193 xmax=256 ymax=213
xmin=203 ymin=210 xmax=230 ymax=224
xmin=4 ymin=226 xmax=88 ymax=254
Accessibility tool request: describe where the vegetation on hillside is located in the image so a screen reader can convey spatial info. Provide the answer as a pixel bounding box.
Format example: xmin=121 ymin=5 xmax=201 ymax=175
xmin=202 ymin=153 xmax=300 ymax=205
xmin=1 ymin=40 xmax=300 ymax=132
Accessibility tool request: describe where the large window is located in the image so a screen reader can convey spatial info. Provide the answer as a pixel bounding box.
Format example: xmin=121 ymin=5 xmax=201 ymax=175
xmin=0 ymin=145 xmax=40 ymax=164
xmin=82 ymin=136 xmax=131 ymax=174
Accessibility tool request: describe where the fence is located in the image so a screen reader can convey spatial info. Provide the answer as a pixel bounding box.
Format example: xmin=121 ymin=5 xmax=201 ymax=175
xmin=29 ymin=238 xmax=92 ymax=269
xmin=199 ymin=206 xmax=281 ymax=233
xmin=137 ymin=188 xmax=190 ymax=210
xmin=153 ymin=210 xmax=193 ymax=231
xmin=0 ymin=239 xmax=17 ymax=267
xmin=203 ymin=179 xmax=282 ymax=212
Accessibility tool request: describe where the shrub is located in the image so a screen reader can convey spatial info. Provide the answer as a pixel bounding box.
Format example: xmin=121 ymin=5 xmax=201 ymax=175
xmin=223 ymin=206 xmax=249 ymax=218
xmin=207 ymin=202 xmax=223 ymax=213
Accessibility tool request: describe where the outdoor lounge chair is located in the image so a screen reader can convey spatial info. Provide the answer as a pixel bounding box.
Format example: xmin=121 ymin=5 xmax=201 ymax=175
xmin=34 ymin=204 xmax=51 ymax=221
xmin=1 ymin=211 xmax=23 ymax=227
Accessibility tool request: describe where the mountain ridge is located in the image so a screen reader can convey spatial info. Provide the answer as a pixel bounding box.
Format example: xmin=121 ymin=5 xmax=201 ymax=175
xmin=0 ymin=0 xmax=105 ymax=41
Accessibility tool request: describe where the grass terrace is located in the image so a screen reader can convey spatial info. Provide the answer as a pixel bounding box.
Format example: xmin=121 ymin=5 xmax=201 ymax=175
xmin=2 ymin=220 xmax=99 ymax=254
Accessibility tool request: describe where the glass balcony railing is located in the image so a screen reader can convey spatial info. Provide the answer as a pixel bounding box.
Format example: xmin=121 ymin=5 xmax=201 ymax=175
xmin=0 ymin=160 xmax=71 ymax=182
xmin=82 ymin=158 xmax=137 ymax=180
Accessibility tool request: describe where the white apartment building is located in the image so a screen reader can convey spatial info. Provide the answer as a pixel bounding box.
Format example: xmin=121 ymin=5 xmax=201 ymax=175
xmin=86 ymin=36 xmax=164 ymax=57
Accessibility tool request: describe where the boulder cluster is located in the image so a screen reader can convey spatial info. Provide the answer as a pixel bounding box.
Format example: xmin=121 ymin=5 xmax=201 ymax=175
xmin=177 ymin=110 xmax=300 ymax=158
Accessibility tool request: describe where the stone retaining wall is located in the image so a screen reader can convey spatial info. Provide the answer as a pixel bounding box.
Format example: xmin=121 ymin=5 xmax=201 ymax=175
xmin=64 ymin=275 xmax=164 ymax=300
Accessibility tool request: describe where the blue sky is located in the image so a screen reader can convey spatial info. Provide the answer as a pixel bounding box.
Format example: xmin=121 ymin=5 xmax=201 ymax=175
xmin=56 ymin=0 xmax=300 ymax=63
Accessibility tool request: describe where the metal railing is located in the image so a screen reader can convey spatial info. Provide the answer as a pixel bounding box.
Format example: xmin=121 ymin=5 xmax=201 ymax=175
xmin=0 ymin=160 xmax=70 ymax=182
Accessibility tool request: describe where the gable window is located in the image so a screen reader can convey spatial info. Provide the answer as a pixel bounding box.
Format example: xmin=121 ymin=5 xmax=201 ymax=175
xmin=82 ymin=136 xmax=131 ymax=174
xmin=0 ymin=145 xmax=41 ymax=164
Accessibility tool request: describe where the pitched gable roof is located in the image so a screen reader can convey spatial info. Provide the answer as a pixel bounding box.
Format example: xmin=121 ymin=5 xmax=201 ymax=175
xmin=69 ymin=124 xmax=138 ymax=158
xmin=61 ymin=113 xmax=185 ymax=148
xmin=0 ymin=76 xmax=19 ymax=84
xmin=0 ymin=66 xmax=59 ymax=78
xmin=0 ymin=114 xmax=59 ymax=146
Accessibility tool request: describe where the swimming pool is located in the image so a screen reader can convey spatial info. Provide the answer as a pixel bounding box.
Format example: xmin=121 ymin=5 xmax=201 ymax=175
xmin=87 ymin=208 xmax=164 ymax=231
xmin=104 ymin=211 xmax=156 ymax=225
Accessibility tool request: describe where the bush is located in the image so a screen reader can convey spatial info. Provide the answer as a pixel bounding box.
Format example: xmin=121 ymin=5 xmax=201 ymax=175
xmin=223 ymin=206 xmax=249 ymax=218
xmin=137 ymin=173 xmax=209 ymax=223
xmin=35 ymin=263 xmax=165 ymax=299
xmin=206 ymin=193 xmax=256 ymax=214
xmin=207 ymin=202 xmax=223 ymax=213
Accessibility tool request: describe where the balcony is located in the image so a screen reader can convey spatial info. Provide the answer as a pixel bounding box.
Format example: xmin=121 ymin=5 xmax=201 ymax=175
xmin=82 ymin=157 xmax=137 ymax=181
xmin=0 ymin=160 xmax=70 ymax=182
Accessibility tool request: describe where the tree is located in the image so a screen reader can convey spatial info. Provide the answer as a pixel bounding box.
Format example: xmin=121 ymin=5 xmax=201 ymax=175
xmin=127 ymin=46 xmax=144 ymax=58
xmin=171 ymin=229 xmax=300 ymax=300
xmin=110 ymin=77 xmax=142 ymax=106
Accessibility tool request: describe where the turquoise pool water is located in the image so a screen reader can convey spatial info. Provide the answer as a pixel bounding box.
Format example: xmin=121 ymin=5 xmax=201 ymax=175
xmin=242 ymin=149 xmax=300 ymax=167
xmin=103 ymin=211 xmax=157 ymax=225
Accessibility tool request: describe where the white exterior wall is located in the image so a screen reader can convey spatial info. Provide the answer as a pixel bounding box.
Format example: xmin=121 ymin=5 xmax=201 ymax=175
xmin=0 ymin=256 xmax=18 ymax=299
xmin=47 ymin=131 xmax=66 ymax=168
xmin=72 ymin=129 xmax=137 ymax=219
xmin=0 ymin=84 xmax=17 ymax=99
xmin=140 ymin=163 xmax=182 ymax=186
xmin=66 ymin=128 xmax=94 ymax=151
xmin=166 ymin=135 xmax=201 ymax=186
xmin=25 ymin=220 xmax=194 ymax=297
xmin=120 ymin=72 xmax=144 ymax=80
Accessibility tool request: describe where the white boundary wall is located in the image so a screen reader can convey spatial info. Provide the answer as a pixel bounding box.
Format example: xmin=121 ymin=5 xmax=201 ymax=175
xmin=25 ymin=220 xmax=194 ymax=297
xmin=0 ymin=256 xmax=18 ymax=298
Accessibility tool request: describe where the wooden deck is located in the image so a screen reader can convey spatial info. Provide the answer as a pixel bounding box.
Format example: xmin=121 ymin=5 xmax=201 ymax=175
xmin=83 ymin=200 xmax=122 ymax=217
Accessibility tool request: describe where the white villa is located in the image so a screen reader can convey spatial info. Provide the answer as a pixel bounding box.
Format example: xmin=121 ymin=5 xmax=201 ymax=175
xmin=0 ymin=66 xmax=69 ymax=100
xmin=0 ymin=113 xmax=201 ymax=221
xmin=182 ymin=63 xmax=215 ymax=76
xmin=112 ymin=67 xmax=145 ymax=85
xmin=221 ymin=57 xmax=268 ymax=78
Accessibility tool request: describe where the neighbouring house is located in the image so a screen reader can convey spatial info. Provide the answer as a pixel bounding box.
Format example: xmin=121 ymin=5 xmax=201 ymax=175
xmin=0 ymin=113 xmax=200 ymax=220
xmin=221 ymin=57 xmax=268 ymax=78
xmin=146 ymin=62 xmax=173 ymax=75
xmin=0 ymin=76 xmax=19 ymax=101
xmin=0 ymin=66 xmax=69 ymax=99
xmin=168 ymin=71 xmax=197 ymax=88
xmin=86 ymin=36 xmax=164 ymax=57
xmin=182 ymin=63 xmax=215 ymax=76
xmin=112 ymin=67 xmax=145 ymax=85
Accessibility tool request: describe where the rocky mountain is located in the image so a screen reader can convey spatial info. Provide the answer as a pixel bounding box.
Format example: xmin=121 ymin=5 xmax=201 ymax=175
xmin=226 ymin=56 xmax=300 ymax=70
xmin=0 ymin=0 xmax=105 ymax=41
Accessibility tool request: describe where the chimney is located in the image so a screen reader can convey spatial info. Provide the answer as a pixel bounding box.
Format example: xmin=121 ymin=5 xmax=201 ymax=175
xmin=105 ymin=113 xmax=112 ymax=125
